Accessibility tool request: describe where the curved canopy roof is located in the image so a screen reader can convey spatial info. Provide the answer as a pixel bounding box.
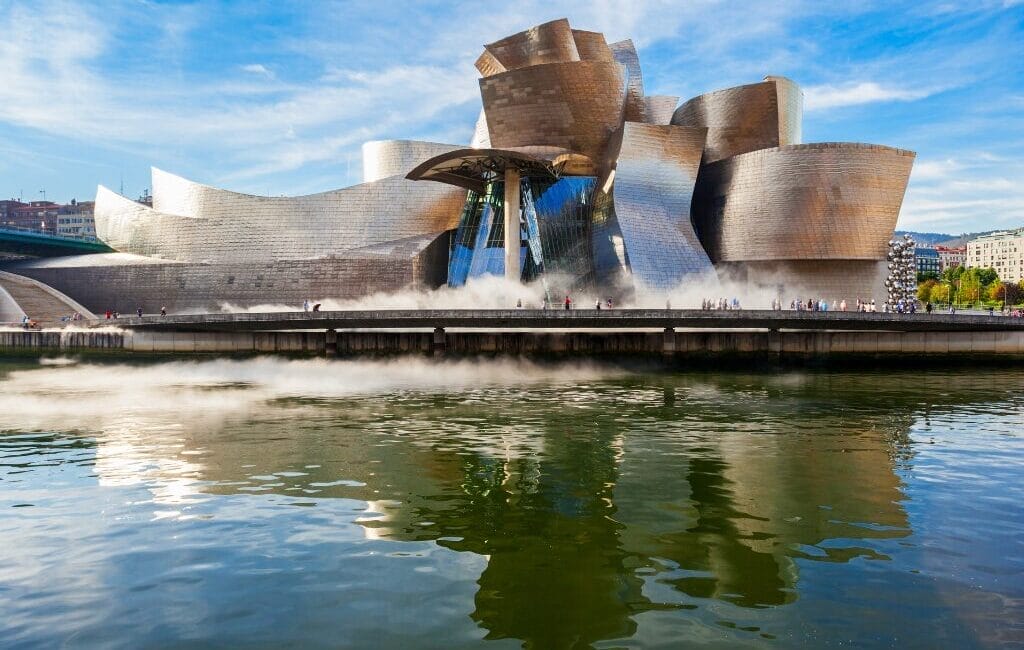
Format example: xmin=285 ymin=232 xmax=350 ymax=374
xmin=405 ymin=148 xmax=563 ymax=192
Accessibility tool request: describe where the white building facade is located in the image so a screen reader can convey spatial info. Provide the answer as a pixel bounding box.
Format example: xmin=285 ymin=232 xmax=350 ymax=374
xmin=967 ymin=229 xmax=1024 ymax=283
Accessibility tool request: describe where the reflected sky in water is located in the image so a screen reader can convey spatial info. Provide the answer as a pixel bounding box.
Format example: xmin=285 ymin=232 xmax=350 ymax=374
xmin=0 ymin=357 xmax=1022 ymax=649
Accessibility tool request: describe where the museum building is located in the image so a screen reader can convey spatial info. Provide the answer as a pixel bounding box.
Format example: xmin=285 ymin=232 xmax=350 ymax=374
xmin=2 ymin=18 xmax=915 ymax=312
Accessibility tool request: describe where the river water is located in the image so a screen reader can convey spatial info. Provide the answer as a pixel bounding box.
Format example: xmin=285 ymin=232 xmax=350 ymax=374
xmin=0 ymin=357 xmax=1022 ymax=648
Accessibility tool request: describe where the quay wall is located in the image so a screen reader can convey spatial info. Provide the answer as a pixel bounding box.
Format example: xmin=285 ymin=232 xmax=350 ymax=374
xmin=3 ymin=329 xmax=1024 ymax=360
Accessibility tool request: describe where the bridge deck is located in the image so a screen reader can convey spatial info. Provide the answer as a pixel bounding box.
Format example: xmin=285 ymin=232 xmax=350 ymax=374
xmin=109 ymin=309 xmax=1024 ymax=333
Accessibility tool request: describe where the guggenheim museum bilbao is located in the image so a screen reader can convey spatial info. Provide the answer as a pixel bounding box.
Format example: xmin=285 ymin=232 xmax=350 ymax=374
xmin=4 ymin=18 xmax=915 ymax=312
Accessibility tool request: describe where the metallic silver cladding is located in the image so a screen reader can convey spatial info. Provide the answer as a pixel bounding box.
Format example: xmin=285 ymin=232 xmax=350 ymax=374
xmin=608 ymin=39 xmax=646 ymax=123
xmin=361 ymin=140 xmax=463 ymax=183
xmin=96 ymin=170 xmax=465 ymax=263
xmin=606 ymin=122 xmax=713 ymax=289
xmin=692 ymin=142 xmax=915 ymax=263
xmin=671 ymin=77 xmax=802 ymax=163
xmin=642 ymin=96 xmax=679 ymax=125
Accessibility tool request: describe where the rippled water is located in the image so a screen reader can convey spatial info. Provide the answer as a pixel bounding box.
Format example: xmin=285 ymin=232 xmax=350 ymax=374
xmin=0 ymin=357 xmax=1022 ymax=648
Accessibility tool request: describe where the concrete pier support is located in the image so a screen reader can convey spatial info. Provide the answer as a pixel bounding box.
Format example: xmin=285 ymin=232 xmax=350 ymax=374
xmin=325 ymin=328 xmax=337 ymax=356
xmin=504 ymin=167 xmax=521 ymax=282
xmin=663 ymin=327 xmax=675 ymax=357
xmin=432 ymin=327 xmax=446 ymax=356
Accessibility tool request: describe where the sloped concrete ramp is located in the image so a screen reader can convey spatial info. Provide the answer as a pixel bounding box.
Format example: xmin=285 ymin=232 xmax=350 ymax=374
xmin=0 ymin=271 xmax=95 ymax=324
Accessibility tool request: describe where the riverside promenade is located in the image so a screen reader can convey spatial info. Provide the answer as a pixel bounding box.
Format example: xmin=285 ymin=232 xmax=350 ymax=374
xmin=110 ymin=308 xmax=1024 ymax=333
xmin=3 ymin=309 xmax=1024 ymax=360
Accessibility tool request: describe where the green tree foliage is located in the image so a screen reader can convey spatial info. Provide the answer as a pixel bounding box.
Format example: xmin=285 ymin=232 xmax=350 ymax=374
xmin=976 ymin=267 xmax=999 ymax=286
xmin=941 ymin=265 xmax=965 ymax=284
xmin=917 ymin=279 xmax=938 ymax=303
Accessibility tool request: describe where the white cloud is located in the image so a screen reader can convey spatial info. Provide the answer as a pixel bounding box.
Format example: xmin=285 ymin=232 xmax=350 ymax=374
xmin=240 ymin=63 xmax=273 ymax=77
xmin=804 ymin=81 xmax=935 ymax=111
xmin=899 ymin=153 xmax=1024 ymax=232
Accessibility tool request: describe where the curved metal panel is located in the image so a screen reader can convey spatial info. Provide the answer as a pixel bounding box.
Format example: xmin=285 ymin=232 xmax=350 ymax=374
xmin=481 ymin=18 xmax=579 ymax=73
xmin=479 ymin=61 xmax=627 ymax=161
xmin=97 ymin=169 xmax=466 ymax=263
xmin=606 ymin=123 xmax=713 ymax=289
xmin=643 ymin=96 xmax=679 ymax=125
xmin=361 ymin=140 xmax=463 ymax=183
xmin=608 ymin=39 xmax=645 ymax=123
xmin=571 ymin=29 xmax=614 ymax=61
xmin=692 ymin=143 xmax=915 ymax=262
xmin=769 ymin=76 xmax=802 ymax=149
xmin=671 ymin=77 xmax=802 ymax=163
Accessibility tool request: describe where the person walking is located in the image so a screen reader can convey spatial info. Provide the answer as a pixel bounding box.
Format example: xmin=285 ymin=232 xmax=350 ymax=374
xmin=596 ymin=299 xmax=602 ymax=311
xmin=303 ymin=299 xmax=310 ymax=313
xmin=564 ymin=295 xmax=572 ymax=311
xmin=137 ymin=307 xmax=143 ymax=317
xmin=160 ymin=306 xmax=167 ymax=317
xmin=926 ymin=302 xmax=933 ymax=314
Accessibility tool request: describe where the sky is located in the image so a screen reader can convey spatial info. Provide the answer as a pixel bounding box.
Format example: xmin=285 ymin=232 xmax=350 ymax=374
xmin=0 ymin=0 xmax=1021 ymax=234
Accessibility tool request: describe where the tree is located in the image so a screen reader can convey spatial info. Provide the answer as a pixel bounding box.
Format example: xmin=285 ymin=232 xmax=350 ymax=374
xmin=942 ymin=265 xmax=966 ymax=284
xmin=988 ymin=282 xmax=1023 ymax=305
xmin=976 ymin=267 xmax=999 ymax=287
xmin=917 ymin=279 xmax=938 ymax=303
xmin=917 ymin=270 xmax=939 ymax=282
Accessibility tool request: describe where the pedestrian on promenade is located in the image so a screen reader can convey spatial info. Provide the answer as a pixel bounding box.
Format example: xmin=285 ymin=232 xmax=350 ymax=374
xmin=160 ymin=306 xmax=167 ymax=317
xmin=926 ymin=302 xmax=933 ymax=314
xmin=137 ymin=307 xmax=143 ymax=317
xmin=516 ymin=298 xmax=523 ymax=309
xmin=870 ymin=299 xmax=876 ymax=312
xmin=303 ymin=299 xmax=310 ymax=313
xmin=596 ymin=299 xmax=602 ymax=311
xmin=564 ymin=295 xmax=571 ymax=311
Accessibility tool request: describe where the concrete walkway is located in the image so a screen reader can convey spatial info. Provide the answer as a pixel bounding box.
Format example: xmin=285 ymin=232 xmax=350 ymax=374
xmin=111 ymin=308 xmax=1024 ymax=333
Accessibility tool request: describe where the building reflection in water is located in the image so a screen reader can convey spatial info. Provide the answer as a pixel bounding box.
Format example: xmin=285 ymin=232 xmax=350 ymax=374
xmin=75 ymin=371 xmax=987 ymax=647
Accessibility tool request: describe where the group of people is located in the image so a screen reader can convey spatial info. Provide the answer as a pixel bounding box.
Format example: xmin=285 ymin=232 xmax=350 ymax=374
xmin=701 ymin=298 xmax=741 ymax=310
xmin=790 ymin=298 xmax=879 ymax=312
xmin=302 ymin=299 xmax=322 ymax=313
xmin=103 ymin=307 xmax=167 ymax=318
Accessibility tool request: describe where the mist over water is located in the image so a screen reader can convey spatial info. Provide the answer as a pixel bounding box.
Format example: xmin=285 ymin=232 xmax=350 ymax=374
xmin=214 ymin=271 xmax=798 ymax=313
xmin=1 ymin=358 xmax=1022 ymax=648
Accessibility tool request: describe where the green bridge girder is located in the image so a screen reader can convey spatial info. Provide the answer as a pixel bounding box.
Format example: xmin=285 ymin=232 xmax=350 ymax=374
xmin=0 ymin=228 xmax=114 ymax=257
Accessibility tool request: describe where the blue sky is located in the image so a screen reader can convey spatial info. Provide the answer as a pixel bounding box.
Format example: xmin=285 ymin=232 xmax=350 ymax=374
xmin=0 ymin=0 xmax=1021 ymax=233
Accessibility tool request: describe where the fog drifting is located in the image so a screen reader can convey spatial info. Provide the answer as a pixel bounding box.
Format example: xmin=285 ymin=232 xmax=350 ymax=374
xmin=0 ymin=356 xmax=626 ymax=432
xmin=212 ymin=269 xmax=828 ymax=314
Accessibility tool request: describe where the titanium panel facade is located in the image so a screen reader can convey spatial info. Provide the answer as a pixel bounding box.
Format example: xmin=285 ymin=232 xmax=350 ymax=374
xmin=97 ymin=170 xmax=465 ymax=263
xmin=642 ymin=96 xmax=679 ymax=125
xmin=609 ymin=39 xmax=646 ymax=123
xmin=692 ymin=143 xmax=915 ymax=262
xmin=361 ymin=140 xmax=463 ymax=183
xmin=479 ymin=61 xmax=628 ymax=161
xmin=599 ymin=123 xmax=713 ymax=290
xmin=5 ymin=233 xmax=451 ymax=313
xmin=671 ymin=77 xmax=802 ymax=163
xmin=570 ymin=30 xmax=615 ymax=62
xmin=480 ymin=18 xmax=579 ymax=73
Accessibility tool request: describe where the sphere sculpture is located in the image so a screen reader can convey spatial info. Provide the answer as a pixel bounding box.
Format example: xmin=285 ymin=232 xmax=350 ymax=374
xmin=886 ymin=234 xmax=916 ymax=312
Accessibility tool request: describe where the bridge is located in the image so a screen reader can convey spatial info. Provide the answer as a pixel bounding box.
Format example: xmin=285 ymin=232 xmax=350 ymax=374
xmin=110 ymin=309 xmax=1024 ymax=333
xmin=0 ymin=226 xmax=113 ymax=257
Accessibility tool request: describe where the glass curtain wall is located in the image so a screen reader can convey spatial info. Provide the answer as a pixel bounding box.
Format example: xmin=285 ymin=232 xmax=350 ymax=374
xmin=447 ymin=176 xmax=598 ymax=292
